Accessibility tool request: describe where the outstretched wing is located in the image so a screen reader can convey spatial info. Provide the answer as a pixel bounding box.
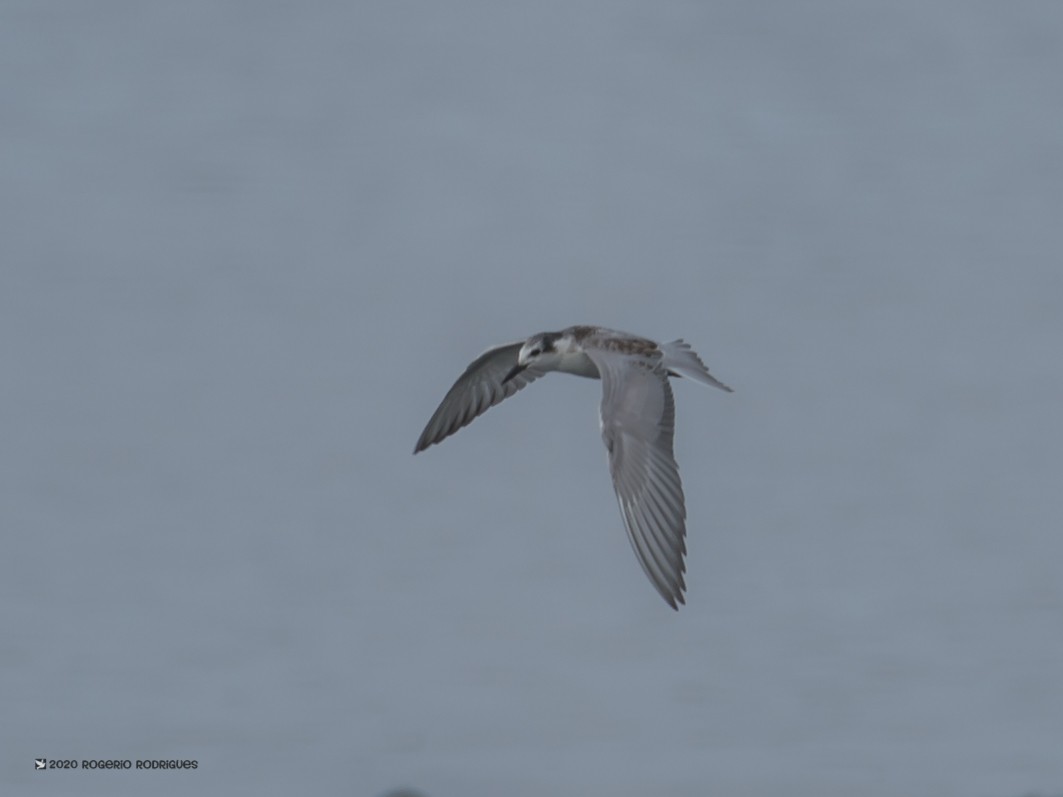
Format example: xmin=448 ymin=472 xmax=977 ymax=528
xmin=413 ymin=342 xmax=545 ymax=453
xmin=586 ymin=348 xmax=688 ymax=609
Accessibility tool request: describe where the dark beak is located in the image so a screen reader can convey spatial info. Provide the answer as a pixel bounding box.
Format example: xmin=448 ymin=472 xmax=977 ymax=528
xmin=502 ymin=363 xmax=526 ymax=384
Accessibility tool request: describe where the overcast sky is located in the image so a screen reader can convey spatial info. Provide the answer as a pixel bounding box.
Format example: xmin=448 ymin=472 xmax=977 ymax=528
xmin=3 ymin=3 xmax=1062 ymax=796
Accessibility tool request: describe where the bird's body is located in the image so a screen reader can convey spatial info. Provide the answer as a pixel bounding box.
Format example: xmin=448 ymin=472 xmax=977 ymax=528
xmin=413 ymin=325 xmax=732 ymax=609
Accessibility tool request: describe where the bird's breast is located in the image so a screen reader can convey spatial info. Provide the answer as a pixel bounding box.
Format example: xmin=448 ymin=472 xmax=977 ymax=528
xmin=556 ymin=351 xmax=600 ymax=379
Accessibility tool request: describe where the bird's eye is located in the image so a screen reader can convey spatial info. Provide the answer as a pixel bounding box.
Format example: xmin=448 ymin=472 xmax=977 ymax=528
xmin=529 ymin=348 xmax=541 ymax=357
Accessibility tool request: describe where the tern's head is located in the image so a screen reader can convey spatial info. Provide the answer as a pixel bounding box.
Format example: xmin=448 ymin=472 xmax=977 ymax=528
xmin=503 ymin=332 xmax=562 ymax=383
xmin=518 ymin=332 xmax=562 ymax=366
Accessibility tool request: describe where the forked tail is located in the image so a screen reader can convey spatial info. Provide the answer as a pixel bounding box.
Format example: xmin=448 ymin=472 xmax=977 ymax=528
xmin=661 ymin=339 xmax=734 ymax=392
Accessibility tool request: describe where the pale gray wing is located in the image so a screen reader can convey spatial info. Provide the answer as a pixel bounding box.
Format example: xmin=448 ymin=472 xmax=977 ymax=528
xmin=414 ymin=342 xmax=545 ymax=453
xmin=586 ymin=349 xmax=687 ymax=609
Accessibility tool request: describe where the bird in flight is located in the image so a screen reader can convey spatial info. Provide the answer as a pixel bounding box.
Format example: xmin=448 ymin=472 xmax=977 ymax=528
xmin=413 ymin=325 xmax=732 ymax=609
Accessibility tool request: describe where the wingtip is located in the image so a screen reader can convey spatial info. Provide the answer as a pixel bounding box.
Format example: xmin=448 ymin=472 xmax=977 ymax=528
xmin=413 ymin=427 xmax=440 ymax=454
xmin=660 ymin=589 xmax=685 ymax=611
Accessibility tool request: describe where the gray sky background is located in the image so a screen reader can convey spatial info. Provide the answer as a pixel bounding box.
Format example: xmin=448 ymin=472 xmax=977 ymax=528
xmin=2 ymin=3 xmax=1062 ymax=796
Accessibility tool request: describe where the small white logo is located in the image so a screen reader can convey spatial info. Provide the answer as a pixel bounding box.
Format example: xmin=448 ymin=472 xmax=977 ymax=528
xmin=35 ymin=759 xmax=47 ymax=770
